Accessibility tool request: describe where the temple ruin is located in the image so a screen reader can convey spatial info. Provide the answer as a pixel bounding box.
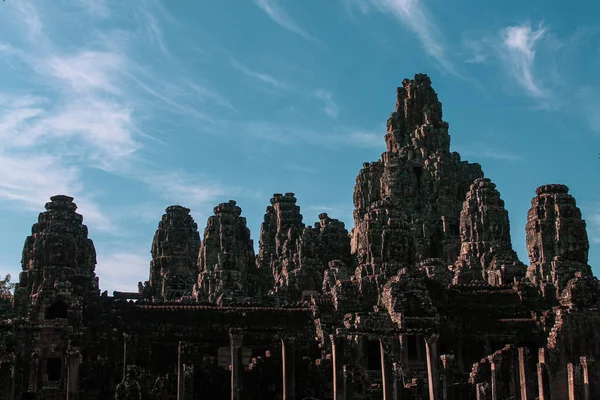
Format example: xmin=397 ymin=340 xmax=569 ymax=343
xmin=1 ymin=73 xmax=599 ymax=400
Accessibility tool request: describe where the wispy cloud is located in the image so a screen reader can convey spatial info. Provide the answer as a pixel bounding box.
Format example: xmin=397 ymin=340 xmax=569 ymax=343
xmin=501 ymin=23 xmax=548 ymax=99
xmin=96 ymin=251 xmax=150 ymax=293
xmin=347 ymin=131 xmax=382 ymax=148
xmin=454 ymin=142 xmax=521 ymax=161
xmin=349 ymin=0 xmax=454 ymax=73
xmin=314 ymin=89 xmax=340 ymax=118
xmin=306 ymin=204 xmax=354 ymax=227
xmin=253 ymin=0 xmax=317 ymax=42
xmin=231 ymin=59 xmax=290 ymax=90
xmin=0 ymin=0 xmax=239 ymax=235
xmin=287 ymin=163 xmax=318 ymax=174
xmin=239 ymin=120 xmax=386 ymax=150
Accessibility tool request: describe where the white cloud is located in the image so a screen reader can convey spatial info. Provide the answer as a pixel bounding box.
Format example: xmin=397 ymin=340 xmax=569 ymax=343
xmin=347 ymin=131 xmax=382 ymax=148
xmin=231 ymin=59 xmax=290 ymax=90
xmin=253 ymin=0 xmax=317 ymax=42
xmin=239 ymin=120 xmax=386 ymax=150
xmin=501 ymin=23 xmax=548 ymax=98
xmin=454 ymin=142 xmax=520 ymax=161
xmin=314 ymin=89 xmax=340 ymax=118
xmin=96 ymin=251 xmax=150 ymax=293
xmin=352 ymin=0 xmax=454 ymax=73
xmin=0 ymin=0 xmax=238 ymax=235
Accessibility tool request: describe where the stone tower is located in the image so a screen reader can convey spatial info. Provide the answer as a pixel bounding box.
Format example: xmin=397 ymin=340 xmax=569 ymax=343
xmin=257 ymin=193 xmax=305 ymax=285
xmin=195 ymin=200 xmax=256 ymax=305
xmin=351 ymin=74 xmax=484 ymax=277
xmin=525 ymin=184 xmax=594 ymax=300
xmin=453 ymin=178 xmax=526 ymax=286
xmin=14 ymin=195 xmax=99 ymax=324
xmin=144 ymin=205 xmax=201 ymax=301
xmin=12 ymin=195 xmax=99 ymax=396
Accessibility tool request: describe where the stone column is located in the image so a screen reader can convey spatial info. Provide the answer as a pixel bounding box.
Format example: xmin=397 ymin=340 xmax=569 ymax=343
xmin=122 ymin=333 xmax=137 ymax=381
xmin=354 ymin=335 xmax=365 ymax=367
xmin=281 ymin=337 xmax=296 ymax=400
xmin=456 ymin=338 xmax=464 ymax=373
xmin=488 ymin=354 xmax=501 ymax=400
xmin=392 ymin=363 xmax=405 ymax=400
xmin=184 ymin=364 xmax=194 ymax=400
xmin=398 ymin=335 xmax=409 ymax=372
xmin=537 ymin=349 xmax=551 ymax=400
xmin=229 ymin=331 xmax=244 ymax=400
xmin=440 ymin=355 xmax=455 ymax=400
xmin=476 ymin=382 xmax=491 ymax=400
xmin=330 ymin=334 xmax=345 ymax=400
xmin=380 ymin=337 xmax=393 ymax=400
xmin=567 ymin=363 xmax=576 ymax=400
xmin=28 ymin=351 xmax=39 ymax=393
xmin=424 ymin=334 xmax=440 ymax=400
xmin=343 ymin=365 xmax=355 ymax=400
xmin=518 ymin=347 xmax=528 ymax=400
xmin=66 ymin=349 xmax=82 ymax=400
xmin=7 ymin=355 xmax=16 ymax=400
xmin=507 ymin=346 xmax=518 ymax=399
xmin=177 ymin=341 xmax=187 ymax=400
xmin=580 ymin=357 xmax=594 ymax=400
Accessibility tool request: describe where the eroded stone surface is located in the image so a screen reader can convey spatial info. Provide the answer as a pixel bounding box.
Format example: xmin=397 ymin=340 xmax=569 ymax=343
xmin=453 ymin=178 xmax=526 ymax=286
xmin=526 ymin=184 xmax=593 ymax=300
xmin=143 ymin=205 xmax=200 ymax=301
xmin=5 ymin=74 xmax=600 ymax=400
xmin=351 ymin=74 xmax=484 ymax=278
xmin=195 ymin=200 xmax=256 ymax=304
xmin=15 ymin=195 xmax=99 ymax=324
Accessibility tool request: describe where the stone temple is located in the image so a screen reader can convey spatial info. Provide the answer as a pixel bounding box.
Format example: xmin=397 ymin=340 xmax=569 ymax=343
xmin=1 ymin=74 xmax=599 ymax=400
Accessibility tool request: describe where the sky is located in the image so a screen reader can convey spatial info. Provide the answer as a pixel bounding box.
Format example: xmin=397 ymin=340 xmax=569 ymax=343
xmin=0 ymin=0 xmax=599 ymax=294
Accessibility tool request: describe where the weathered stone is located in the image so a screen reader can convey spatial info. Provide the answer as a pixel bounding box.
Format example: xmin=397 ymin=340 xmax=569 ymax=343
xmin=4 ymin=75 xmax=600 ymax=400
xmin=259 ymin=194 xmax=352 ymax=303
xmin=525 ymin=184 xmax=593 ymax=300
xmin=15 ymin=195 xmax=99 ymax=324
xmin=351 ymin=74 xmax=484 ymax=280
xmin=257 ymin=193 xmax=305 ymax=288
xmin=453 ymin=178 xmax=526 ymax=286
xmin=142 ymin=205 xmax=200 ymax=301
xmin=195 ymin=200 xmax=256 ymax=304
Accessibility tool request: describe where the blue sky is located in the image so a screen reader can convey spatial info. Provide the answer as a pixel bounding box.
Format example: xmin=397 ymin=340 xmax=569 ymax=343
xmin=1 ymin=0 xmax=599 ymax=293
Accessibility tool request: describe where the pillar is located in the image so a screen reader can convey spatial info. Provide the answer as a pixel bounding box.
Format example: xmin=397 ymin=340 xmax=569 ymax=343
xmin=380 ymin=337 xmax=393 ymax=400
xmin=122 ymin=333 xmax=137 ymax=380
xmin=537 ymin=349 xmax=551 ymax=400
xmin=507 ymin=346 xmax=518 ymax=400
xmin=330 ymin=334 xmax=345 ymax=400
xmin=440 ymin=355 xmax=455 ymax=400
xmin=354 ymin=335 xmax=365 ymax=367
xmin=518 ymin=347 xmax=528 ymax=400
xmin=184 ymin=364 xmax=194 ymax=400
xmin=230 ymin=331 xmax=243 ymax=400
xmin=425 ymin=334 xmax=440 ymax=400
xmin=66 ymin=349 xmax=82 ymax=400
xmin=281 ymin=337 xmax=296 ymax=400
xmin=177 ymin=341 xmax=188 ymax=400
xmin=456 ymin=338 xmax=464 ymax=373
xmin=476 ymin=382 xmax=491 ymax=400
xmin=580 ymin=357 xmax=594 ymax=400
xmin=398 ymin=335 xmax=409 ymax=372
xmin=567 ymin=363 xmax=576 ymax=400
xmin=343 ymin=365 xmax=355 ymax=400
xmin=7 ymin=355 xmax=16 ymax=400
xmin=392 ymin=362 xmax=405 ymax=400
xmin=27 ymin=351 xmax=39 ymax=393
xmin=488 ymin=354 xmax=501 ymax=400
